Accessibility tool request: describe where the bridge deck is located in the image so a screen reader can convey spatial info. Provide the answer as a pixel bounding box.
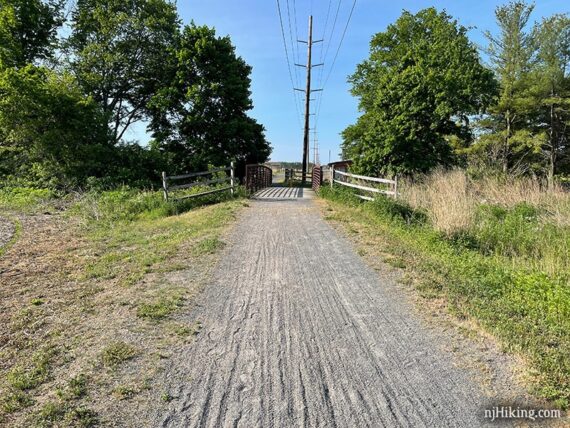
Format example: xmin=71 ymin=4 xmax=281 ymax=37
xmin=253 ymin=186 xmax=314 ymax=200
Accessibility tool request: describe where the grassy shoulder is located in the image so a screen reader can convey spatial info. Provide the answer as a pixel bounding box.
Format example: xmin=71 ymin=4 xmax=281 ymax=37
xmin=318 ymin=185 xmax=570 ymax=409
xmin=0 ymin=187 xmax=246 ymax=426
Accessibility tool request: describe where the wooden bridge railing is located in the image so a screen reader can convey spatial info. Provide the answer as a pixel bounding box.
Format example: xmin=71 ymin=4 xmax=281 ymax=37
xmin=245 ymin=164 xmax=272 ymax=193
xmin=312 ymin=165 xmax=323 ymax=192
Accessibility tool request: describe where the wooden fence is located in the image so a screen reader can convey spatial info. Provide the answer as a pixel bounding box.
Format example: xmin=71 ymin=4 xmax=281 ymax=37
xmin=162 ymin=162 xmax=235 ymax=202
xmin=331 ymin=167 xmax=398 ymax=201
xmin=245 ymin=164 xmax=272 ymax=193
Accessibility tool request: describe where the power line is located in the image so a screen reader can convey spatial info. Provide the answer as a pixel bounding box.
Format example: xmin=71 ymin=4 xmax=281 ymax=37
xmin=323 ymin=0 xmax=357 ymax=89
xmin=315 ymin=0 xmax=357 ymax=129
xmin=312 ymin=0 xmax=343 ymax=133
xmin=315 ymin=0 xmax=334 ymax=92
xmin=321 ymin=0 xmax=343 ymax=70
xmin=286 ymin=1 xmax=300 ymax=87
xmin=291 ymin=0 xmax=305 ymax=115
xmin=276 ymin=0 xmax=303 ymax=127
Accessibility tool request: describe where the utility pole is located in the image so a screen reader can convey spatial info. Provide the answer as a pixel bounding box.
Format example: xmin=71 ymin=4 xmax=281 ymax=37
xmin=313 ymin=130 xmax=320 ymax=166
xmin=295 ymin=16 xmax=322 ymax=185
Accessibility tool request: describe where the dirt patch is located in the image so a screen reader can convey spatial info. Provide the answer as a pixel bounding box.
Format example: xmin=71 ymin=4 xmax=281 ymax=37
xmin=0 ymin=203 xmax=242 ymax=427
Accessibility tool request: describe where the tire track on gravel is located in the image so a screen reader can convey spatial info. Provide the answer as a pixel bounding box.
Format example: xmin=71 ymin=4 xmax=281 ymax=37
xmin=149 ymin=197 xmax=497 ymax=427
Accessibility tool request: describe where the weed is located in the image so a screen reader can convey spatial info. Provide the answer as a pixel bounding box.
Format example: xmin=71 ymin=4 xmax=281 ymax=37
xmin=137 ymin=295 xmax=184 ymax=321
xmin=56 ymin=374 xmax=87 ymax=400
xmin=192 ymin=237 xmax=225 ymax=256
xmin=1 ymin=390 xmax=34 ymax=413
xmin=7 ymin=347 xmax=57 ymax=391
xmin=101 ymin=342 xmax=137 ymax=368
xmin=113 ymin=385 xmax=137 ymax=400
xmin=384 ymin=257 xmax=406 ymax=269
xmin=33 ymin=402 xmax=98 ymax=428
xmin=31 ymin=298 xmax=44 ymax=306
xmin=161 ymin=393 xmax=172 ymax=403
xmin=65 ymin=407 xmax=98 ymax=427
xmin=34 ymin=402 xmax=67 ymax=427
xmin=168 ymin=323 xmax=193 ymax=337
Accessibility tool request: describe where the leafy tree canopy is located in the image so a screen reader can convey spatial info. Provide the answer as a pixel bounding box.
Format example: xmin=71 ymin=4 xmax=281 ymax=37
xmin=0 ymin=65 xmax=111 ymax=187
xmin=342 ymin=7 xmax=497 ymax=176
xmin=69 ymin=0 xmax=180 ymax=143
xmin=148 ymin=24 xmax=271 ymax=173
xmin=0 ymin=0 xmax=63 ymax=68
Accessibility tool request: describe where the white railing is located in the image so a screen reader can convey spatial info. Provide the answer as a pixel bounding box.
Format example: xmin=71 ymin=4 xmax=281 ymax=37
xmin=162 ymin=162 xmax=235 ymax=202
xmin=331 ymin=168 xmax=398 ymax=201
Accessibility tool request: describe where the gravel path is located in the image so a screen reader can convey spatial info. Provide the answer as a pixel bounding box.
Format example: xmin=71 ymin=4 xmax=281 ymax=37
xmin=151 ymin=195 xmax=493 ymax=427
xmin=0 ymin=216 xmax=15 ymax=250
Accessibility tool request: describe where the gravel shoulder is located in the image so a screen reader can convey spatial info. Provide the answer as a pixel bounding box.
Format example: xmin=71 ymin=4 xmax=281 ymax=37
xmin=147 ymin=197 xmax=530 ymax=427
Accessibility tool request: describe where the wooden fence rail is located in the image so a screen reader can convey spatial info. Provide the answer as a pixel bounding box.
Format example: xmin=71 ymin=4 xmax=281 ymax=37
xmin=162 ymin=162 xmax=235 ymax=202
xmin=331 ymin=168 xmax=398 ymax=201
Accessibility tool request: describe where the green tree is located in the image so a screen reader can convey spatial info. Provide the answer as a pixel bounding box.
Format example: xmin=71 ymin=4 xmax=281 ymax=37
xmin=476 ymin=1 xmax=538 ymax=174
xmin=0 ymin=0 xmax=63 ymax=68
xmin=530 ymin=14 xmax=570 ymax=183
xmin=341 ymin=8 xmax=496 ymax=176
xmin=68 ymin=0 xmax=180 ymax=144
xmin=0 ymin=65 xmax=111 ymax=187
xmin=148 ymin=24 xmax=271 ymax=173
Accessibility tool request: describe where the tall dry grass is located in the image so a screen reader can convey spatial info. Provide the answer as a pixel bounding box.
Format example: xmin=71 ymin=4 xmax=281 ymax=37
xmin=400 ymin=169 xmax=570 ymax=276
xmin=402 ymin=170 xmax=475 ymax=235
xmin=402 ymin=169 xmax=570 ymax=233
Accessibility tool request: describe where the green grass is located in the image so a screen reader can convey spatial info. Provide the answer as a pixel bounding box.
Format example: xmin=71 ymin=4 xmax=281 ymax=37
xmin=1 ymin=390 xmax=34 ymax=414
xmin=33 ymin=402 xmax=98 ymax=428
xmin=319 ymin=186 xmax=570 ymax=408
xmin=72 ymin=186 xmax=245 ymax=224
xmin=31 ymin=374 xmax=95 ymax=427
xmin=1 ymin=347 xmax=58 ymax=416
xmin=192 ymin=237 xmax=226 ymax=256
xmin=137 ymin=295 xmax=184 ymax=321
xmin=56 ymin=375 xmax=88 ymax=401
xmin=75 ymin=189 xmax=243 ymax=288
xmin=6 ymin=347 xmax=57 ymax=391
xmin=100 ymin=342 xmax=137 ymax=368
xmin=0 ymin=187 xmax=56 ymax=211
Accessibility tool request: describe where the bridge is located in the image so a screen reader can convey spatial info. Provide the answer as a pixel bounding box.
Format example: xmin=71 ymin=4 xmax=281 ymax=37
xmin=245 ymin=164 xmax=320 ymax=200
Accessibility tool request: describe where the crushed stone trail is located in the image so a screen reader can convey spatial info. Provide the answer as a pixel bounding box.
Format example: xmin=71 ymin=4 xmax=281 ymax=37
xmin=151 ymin=193 xmax=492 ymax=427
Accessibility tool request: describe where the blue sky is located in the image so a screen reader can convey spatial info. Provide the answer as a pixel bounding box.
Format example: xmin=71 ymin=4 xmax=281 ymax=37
xmin=131 ymin=0 xmax=568 ymax=162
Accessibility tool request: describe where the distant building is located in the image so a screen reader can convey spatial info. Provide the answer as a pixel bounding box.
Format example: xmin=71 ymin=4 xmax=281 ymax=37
xmin=327 ymin=160 xmax=353 ymax=172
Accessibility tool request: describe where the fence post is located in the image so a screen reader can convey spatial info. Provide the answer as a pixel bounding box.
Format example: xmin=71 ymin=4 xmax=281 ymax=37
xmin=330 ymin=165 xmax=335 ymax=188
xmin=162 ymin=171 xmax=169 ymax=202
xmin=394 ymin=174 xmax=398 ymax=199
xmin=230 ymin=161 xmax=235 ymax=196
